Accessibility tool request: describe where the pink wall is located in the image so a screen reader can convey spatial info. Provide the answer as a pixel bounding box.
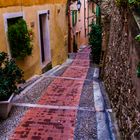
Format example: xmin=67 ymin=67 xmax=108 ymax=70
xmin=70 ymin=0 xmax=96 ymax=50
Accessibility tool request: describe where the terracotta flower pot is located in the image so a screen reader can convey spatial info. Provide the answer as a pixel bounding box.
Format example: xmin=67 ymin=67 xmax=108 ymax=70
xmin=0 ymin=93 xmax=15 ymax=119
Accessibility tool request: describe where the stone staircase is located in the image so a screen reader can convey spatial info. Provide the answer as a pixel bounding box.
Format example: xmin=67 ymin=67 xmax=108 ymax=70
xmin=0 ymin=47 xmax=119 ymax=140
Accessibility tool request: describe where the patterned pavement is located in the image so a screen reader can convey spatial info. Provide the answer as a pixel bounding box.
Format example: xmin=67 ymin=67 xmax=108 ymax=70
xmin=9 ymin=47 xmax=98 ymax=140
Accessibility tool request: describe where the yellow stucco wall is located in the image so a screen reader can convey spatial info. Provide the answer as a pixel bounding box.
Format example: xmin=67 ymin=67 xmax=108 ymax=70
xmin=0 ymin=3 xmax=68 ymax=79
xmin=0 ymin=0 xmax=67 ymax=7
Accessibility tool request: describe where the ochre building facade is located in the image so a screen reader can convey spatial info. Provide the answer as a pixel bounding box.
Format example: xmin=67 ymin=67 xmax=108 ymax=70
xmin=0 ymin=0 xmax=68 ymax=79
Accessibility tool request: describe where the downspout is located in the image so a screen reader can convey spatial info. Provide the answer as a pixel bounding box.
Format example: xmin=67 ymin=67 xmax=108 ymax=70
xmin=88 ymin=1 xmax=89 ymax=34
xmin=84 ymin=0 xmax=86 ymax=37
xmin=21 ymin=0 xmax=23 ymax=17
xmin=68 ymin=0 xmax=71 ymax=53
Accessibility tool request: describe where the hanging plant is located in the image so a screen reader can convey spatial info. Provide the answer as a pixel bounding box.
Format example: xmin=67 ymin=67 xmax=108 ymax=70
xmin=8 ymin=19 xmax=33 ymax=60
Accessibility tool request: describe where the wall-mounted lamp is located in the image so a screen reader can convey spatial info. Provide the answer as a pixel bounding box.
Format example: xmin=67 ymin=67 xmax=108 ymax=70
xmin=77 ymin=0 xmax=82 ymax=12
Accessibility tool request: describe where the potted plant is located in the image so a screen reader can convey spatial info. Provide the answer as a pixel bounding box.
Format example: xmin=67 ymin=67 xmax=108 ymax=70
xmin=0 ymin=52 xmax=24 ymax=119
xmin=137 ymin=62 xmax=140 ymax=78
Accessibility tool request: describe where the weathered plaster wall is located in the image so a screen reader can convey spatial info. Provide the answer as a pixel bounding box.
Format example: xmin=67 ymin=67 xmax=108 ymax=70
xmin=102 ymin=0 xmax=140 ymax=139
xmin=0 ymin=3 xmax=68 ymax=79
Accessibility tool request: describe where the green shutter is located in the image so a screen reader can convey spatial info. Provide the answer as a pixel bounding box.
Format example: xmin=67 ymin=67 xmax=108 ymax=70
xmin=96 ymin=6 xmax=101 ymax=25
xmin=96 ymin=6 xmax=100 ymax=17
xmin=72 ymin=11 xmax=75 ymax=27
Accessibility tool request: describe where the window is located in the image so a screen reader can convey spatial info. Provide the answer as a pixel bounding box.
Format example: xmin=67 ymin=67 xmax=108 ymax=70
xmin=7 ymin=17 xmax=22 ymax=27
xmin=3 ymin=12 xmax=24 ymax=57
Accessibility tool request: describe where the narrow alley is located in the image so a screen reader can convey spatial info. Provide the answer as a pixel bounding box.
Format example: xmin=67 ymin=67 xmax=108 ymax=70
xmin=0 ymin=46 xmax=115 ymax=140
xmin=1 ymin=0 xmax=140 ymax=139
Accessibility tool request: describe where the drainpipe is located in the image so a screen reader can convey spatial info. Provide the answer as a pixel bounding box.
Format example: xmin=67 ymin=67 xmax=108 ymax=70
xmin=20 ymin=0 xmax=23 ymax=12
xmin=84 ymin=0 xmax=86 ymax=37
xmin=20 ymin=0 xmax=24 ymax=17
xmin=68 ymin=0 xmax=71 ymax=53
xmin=88 ymin=1 xmax=89 ymax=34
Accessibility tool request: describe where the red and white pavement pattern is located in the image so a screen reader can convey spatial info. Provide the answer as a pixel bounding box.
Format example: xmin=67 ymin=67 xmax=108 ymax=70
xmin=10 ymin=47 xmax=91 ymax=140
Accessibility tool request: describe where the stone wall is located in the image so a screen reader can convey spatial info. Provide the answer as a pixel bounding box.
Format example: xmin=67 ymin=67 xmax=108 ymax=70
xmin=102 ymin=0 xmax=140 ymax=139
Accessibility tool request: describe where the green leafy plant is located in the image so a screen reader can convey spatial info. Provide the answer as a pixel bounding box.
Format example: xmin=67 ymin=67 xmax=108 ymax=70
xmin=135 ymin=34 xmax=140 ymax=41
xmin=88 ymin=23 xmax=102 ymax=64
xmin=0 ymin=52 xmax=25 ymax=101
xmin=137 ymin=62 xmax=140 ymax=77
xmin=8 ymin=19 xmax=33 ymax=60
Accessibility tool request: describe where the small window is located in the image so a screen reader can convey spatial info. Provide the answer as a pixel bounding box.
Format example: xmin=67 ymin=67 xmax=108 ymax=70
xmin=3 ymin=12 xmax=23 ymax=57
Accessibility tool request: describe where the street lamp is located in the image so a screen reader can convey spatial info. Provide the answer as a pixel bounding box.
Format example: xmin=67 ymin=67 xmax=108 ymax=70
xmin=77 ymin=0 xmax=81 ymax=12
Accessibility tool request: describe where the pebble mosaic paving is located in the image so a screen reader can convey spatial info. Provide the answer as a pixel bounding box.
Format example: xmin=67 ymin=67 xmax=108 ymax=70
xmin=1 ymin=47 xmax=99 ymax=140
